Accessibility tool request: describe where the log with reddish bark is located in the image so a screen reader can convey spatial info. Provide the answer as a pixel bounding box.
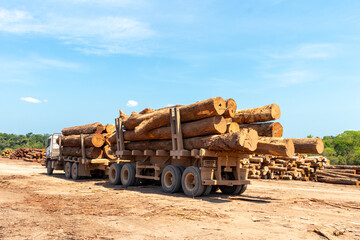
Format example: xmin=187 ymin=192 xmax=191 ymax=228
xmin=290 ymin=137 xmax=324 ymax=154
xmin=58 ymin=134 xmax=105 ymax=148
xmin=223 ymin=98 xmax=237 ymax=118
xmin=249 ymin=137 xmax=294 ymax=157
xmin=62 ymin=147 xmax=103 ymax=159
xmin=316 ymin=176 xmax=359 ymax=185
xmin=131 ymin=97 xmax=227 ymax=134
xmin=125 ymin=129 xmax=258 ymax=152
xmin=238 ymin=122 xmax=283 ymax=137
xmin=62 ymin=122 xmax=105 ymax=136
xmin=233 ymin=104 xmax=281 ymax=124
xmin=124 ymin=116 xmax=227 ymax=141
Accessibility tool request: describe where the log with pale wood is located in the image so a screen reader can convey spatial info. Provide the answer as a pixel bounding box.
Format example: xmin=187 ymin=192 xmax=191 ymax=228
xmin=57 ymin=134 xmax=105 ymax=148
xmin=123 ymin=116 xmax=227 ymax=141
xmin=62 ymin=122 xmax=105 ymax=136
xmin=290 ymin=137 xmax=324 ymax=154
xmin=125 ymin=129 xmax=258 ymax=152
xmin=223 ymin=98 xmax=237 ymax=118
xmin=130 ymin=97 xmax=227 ymax=134
xmin=104 ymin=124 xmax=116 ymax=134
xmin=238 ymin=122 xmax=283 ymax=137
xmin=248 ymin=137 xmax=294 ymax=157
xmin=62 ymin=147 xmax=103 ymax=159
xmin=233 ymin=104 xmax=281 ymax=124
xmin=226 ymin=122 xmax=240 ymax=134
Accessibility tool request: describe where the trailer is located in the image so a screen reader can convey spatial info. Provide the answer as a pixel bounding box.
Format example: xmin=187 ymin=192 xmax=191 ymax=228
xmin=45 ymin=133 xmax=116 ymax=180
xmin=108 ymin=107 xmax=250 ymax=197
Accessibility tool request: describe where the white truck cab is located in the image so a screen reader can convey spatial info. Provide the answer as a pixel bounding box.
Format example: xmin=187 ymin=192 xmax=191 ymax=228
xmin=46 ymin=134 xmax=61 ymax=159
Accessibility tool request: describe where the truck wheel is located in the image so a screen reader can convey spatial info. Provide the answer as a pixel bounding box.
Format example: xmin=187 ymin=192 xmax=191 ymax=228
xmin=202 ymin=185 xmax=212 ymax=196
xmin=109 ymin=164 xmax=122 ymax=185
xmin=47 ymin=160 xmax=54 ymax=175
xmin=220 ymin=185 xmax=243 ymax=195
xmin=71 ymin=163 xmax=80 ymax=180
xmin=239 ymin=184 xmax=247 ymax=195
xmin=65 ymin=162 xmax=72 ymax=179
xmin=181 ymin=166 xmax=205 ymax=197
xmin=161 ymin=165 xmax=182 ymax=193
xmin=121 ymin=163 xmax=136 ymax=187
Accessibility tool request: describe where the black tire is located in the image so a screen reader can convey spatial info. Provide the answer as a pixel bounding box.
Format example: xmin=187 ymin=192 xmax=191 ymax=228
xmin=220 ymin=185 xmax=243 ymax=195
xmin=65 ymin=162 xmax=72 ymax=179
xmin=202 ymin=185 xmax=212 ymax=196
xmin=161 ymin=165 xmax=182 ymax=193
xmin=71 ymin=163 xmax=80 ymax=180
xmin=121 ymin=163 xmax=136 ymax=187
xmin=239 ymin=184 xmax=247 ymax=195
xmin=109 ymin=164 xmax=122 ymax=185
xmin=47 ymin=160 xmax=54 ymax=175
xmin=181 ymin=166 xmax=205 ymax=197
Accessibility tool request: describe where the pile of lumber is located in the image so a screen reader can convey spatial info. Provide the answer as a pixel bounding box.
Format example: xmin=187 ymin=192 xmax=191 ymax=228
xmin=109 ymin=97 xmax=323 ymax=158
xmin=315 ymin=165 xmax=360 ymax=185
xmin=58 ymin=123 xmax=116 ymax=160
xmin=243 ymin=154 xmax=329 ymax=181
xmin=10 ymin=148 xmax=46 ymax=163
xmin=1 ymin=149 xmax=13 ymax=158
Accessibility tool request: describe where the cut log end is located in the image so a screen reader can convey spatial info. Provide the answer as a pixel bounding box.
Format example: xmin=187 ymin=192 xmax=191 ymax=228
xmin=270 ymin=104 xmax=281 ymax=120
xmin=272 ymin=122 xmax=283 ymax=138
xmin=214 ymin=97 xmax=227 ymax=115
xmin=227 ymin=122 xmax=240 ymax=134
xmin=223 ymin=98 xmax=237 ymax=118
xmin=91 ymin=134 xmax=105 ymax=148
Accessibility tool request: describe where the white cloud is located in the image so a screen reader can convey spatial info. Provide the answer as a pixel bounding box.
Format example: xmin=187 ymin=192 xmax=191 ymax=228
xmin=126 ymin=100 xmax=138 ymax=107
xmin=265 ymin=70 xmax=313 ymax=87
xmin=269 ymin=43 xmax=337 ymax=60
xmin=0 ymin=7 xmax=155 ymax=55
xmin=20 ymin=97 xmax=42 ymax=103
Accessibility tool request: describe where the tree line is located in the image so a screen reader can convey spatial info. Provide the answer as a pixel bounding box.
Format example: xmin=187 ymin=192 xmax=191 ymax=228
xmin=0 ymin=133 xmax=50 ymax=152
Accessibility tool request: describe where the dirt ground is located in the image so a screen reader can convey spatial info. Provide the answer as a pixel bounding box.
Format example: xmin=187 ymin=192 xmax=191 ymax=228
xmin=0 ymin=157 xmax=359 ymax=240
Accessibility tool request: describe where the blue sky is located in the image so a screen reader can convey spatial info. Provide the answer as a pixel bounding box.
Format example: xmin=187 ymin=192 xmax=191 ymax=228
xmin=0 ymin=0 xmax=359 ymax=138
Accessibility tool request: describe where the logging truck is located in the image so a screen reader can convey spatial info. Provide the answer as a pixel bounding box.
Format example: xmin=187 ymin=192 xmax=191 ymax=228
xmin=45 ymin=107 xmax=250 ymax=197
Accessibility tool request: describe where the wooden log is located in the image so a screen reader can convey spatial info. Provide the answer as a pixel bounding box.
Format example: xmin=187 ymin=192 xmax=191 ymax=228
xmin=62 ymin=147 xmax=103 ymax=159
xmin=233 ymin=104 xmax=281 ymax=124
xmin=133 ymin=97 xmax=226 ymax=134
xmin=325 ymin=165 xmax=360 ymax=170
xmin=247 ymin=137 xmax=294 ymax=157
xmin=226 ymin=122 xmax=240 ymax=134
xmin=223 ymin=98 xmax=237 ymax=118
xmin=238 ymin=122 xmax=283 ymax=137
xmin=125 ymin=129 xmax=258 ymax=152
xmin=62 ymin=122 xmax=104 ymax=136
xmin=124 ymin=116 xmax=227 ymax=141
xmin=58 ymin=134 xmax=105 ymax=148
xmin=290 ymin=137 xmax=324 ymax=154
xmin=317 ymin=170 xmax=360 ymax=180
xmin=103 ymin=145 xmax=117 ymax=160
xmin=104 ymin=124 xmax=116 ymax=134
xmin=316 ymin=176 xmax=359 ymax=185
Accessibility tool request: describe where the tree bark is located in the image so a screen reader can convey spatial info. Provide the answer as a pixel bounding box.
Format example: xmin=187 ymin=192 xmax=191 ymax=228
xmin=223 ymin=98 xmax=237 ymax=118
xmin=124 ymin=116 xmax=227 ymax=141
xmin=58 ymin=134 xmax=105 ymax=148
xmin=62 ymin=122 xmax=104 ymax=136
xmin=133 ymin=97 xmax=226 ymax=134
xmin=125 ymin=129 xmax=258 ymax=152
xmin=246 ymin=137 xmax=294 ymax=157
xmin=62 ymin=147 xmax=103 ymax=159
xmin=316 ymin=176 xmax=359 ymax=185
xmin=226 ymin=122 xmax=240 ymax=134
xmin=290 ymin=137 xmax=324 ymax=154
xmin=238 ymin=122 xmax=283 ymax=137
xmin=233 ymin=104 xmax=281 ymax=124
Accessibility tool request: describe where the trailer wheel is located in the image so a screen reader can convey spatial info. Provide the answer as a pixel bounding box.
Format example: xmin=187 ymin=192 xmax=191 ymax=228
xmin=202 ymin=185 xmax=212 ymax=196
xmin=161 ymin=165 xmax=182 ymax=193
xmin=71 ymin=163 xmax=80 ymax=180
xmin=47 ymin=160 xmax=54 ymax=175
xmin=65 ymin=162 xmax=72 ymax=179
xmin=181 ymin=166 xmax=205 ymax=197
xmin=109 ymin=164 xmax=122 ymax=185
xmin=239 ymin=184 xmax=247 ymax=195
xmin=121 ymin=163 xmax=136 ymax=187
xmin=220 ymin=185 xmax=244 ymax=195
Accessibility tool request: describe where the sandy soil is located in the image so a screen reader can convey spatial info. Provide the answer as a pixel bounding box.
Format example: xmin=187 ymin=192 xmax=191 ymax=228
xmin=0 ymin=157 xmax=359 ymax=240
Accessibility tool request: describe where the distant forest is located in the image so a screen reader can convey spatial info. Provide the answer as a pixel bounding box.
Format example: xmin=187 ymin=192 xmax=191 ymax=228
xmin=0 ymin=133 xmax=50 ymax=152
xmin=0 ymin=131 xmax=359 ymax=165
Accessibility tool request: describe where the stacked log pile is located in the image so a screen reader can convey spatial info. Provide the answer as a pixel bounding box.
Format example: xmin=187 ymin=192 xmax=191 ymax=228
xmin=10 ymin=148 xmax=46 ymax=163
xmin=58 ymin=123 xmax=116 ymax=160
xmin=243 ymin=154 xmax=329 ymax=181
xmin=1 ymin=149 xmax=13 ymax=158
xmin=316 ymin=165 xmax=360 ymax=186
